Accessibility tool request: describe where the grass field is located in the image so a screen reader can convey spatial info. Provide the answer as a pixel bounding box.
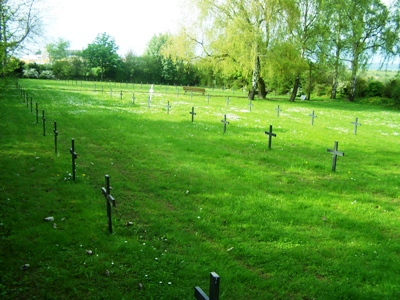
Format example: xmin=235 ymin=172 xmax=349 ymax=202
xmin=1 ymin=78 xmax=399 ymax=299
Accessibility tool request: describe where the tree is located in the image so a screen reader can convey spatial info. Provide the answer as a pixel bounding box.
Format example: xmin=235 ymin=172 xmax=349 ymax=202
xmin=181 ymin=0 xmax=297 ymax=100
xmin=46 ymin=38 xmax=70 ymax=64
xmin=342 ymin=0 xmax=392 ymax=101
xmin=82 ymin=32 xmax=120 ymax=81
xmin=0 ymin=0 xmax=43 ymax=76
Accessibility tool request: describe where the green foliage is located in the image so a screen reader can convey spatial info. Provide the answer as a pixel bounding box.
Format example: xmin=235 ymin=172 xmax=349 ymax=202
xmin=46 ymin=38 xmax=71 ymax=64
xmin=365 ymin=80 xmax=384 ymax=97
xmin=82 ymin=33 xmax=121 ymax=80
xmin=22 ymin=68 xmax=39 ymax=78
xmin=38 ymin=70 xmax=55 ymax=80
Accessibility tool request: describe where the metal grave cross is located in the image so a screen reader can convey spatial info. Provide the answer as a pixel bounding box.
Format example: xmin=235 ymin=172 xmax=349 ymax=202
xmin=120 ymin=90 xmax=123 ymax=100
xmin=132 ymin=93 xmax=135 ymax=104
xmin=36 ymin=103 xmax=39 ymax=124
xmin=327 ymin=141 xmax=344 ymax=172
xmin=351 ymin=117 xmax=361 ymax=135
xmin=207 ymin=94 xmax=210 ymax=104
xmin=110 ymin=88 xmax=113 ymax=97
xmin=265 ymin=125 xmax=277 ymax=150
xmin=53 ymin=121 xmax=58 ymax=154
xmin=70 ymin=138 xmax=78 ymax=181
xmin=30 ymin=97 xmax=33 ymax=113
xmin=275 ymin=105 xmax=282 ymax=117
xmin=147 ymin=96 xmax=151 ymax=108
xmin=249 ymin=100 xmax=253 ymax=112
xmin=195 ymin=272 xmax=220 ymax=300
xmin=309 ymin=110 xmax=317 ymax=126
xmin=226 ymin=97 xmax=230 ymax=107
xmin=101 ymin=175 xmax=116 ymax=234
xmin=42 ymin=110 xmax=46 ymax=136
xmin=221 ymin=114 xmax=229 ymax=133
xmin=190 ymin=107 xmax=196 ymax=122
xmin=166 ymin=101 xmax=171 ymax=114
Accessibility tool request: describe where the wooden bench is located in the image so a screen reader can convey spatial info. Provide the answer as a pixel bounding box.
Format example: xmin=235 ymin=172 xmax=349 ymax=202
xmin=183 ymin=86 xmax=205 ymax=95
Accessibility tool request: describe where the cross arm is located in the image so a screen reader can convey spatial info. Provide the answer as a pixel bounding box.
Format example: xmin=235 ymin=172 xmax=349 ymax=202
xmin=194 ymin=287 xmax=209 ymax=300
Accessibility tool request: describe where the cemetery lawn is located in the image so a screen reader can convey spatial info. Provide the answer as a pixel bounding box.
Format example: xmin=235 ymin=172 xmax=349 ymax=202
xmin=1 ymin=79 xmax=399 ymax=299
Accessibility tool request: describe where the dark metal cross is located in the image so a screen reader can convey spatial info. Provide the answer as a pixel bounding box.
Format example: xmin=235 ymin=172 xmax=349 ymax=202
xmin=101 ymin=175 xmax=116 ymax=234
xmin=221 ymin=114 xmax=229 ymax=133
xmin=42 ymin=110 xmax=46 ymax=136
xmin=190 ymin=107 xmax=196 ymax=122
xmin=70 ymin=138 xmax=78 ymax=181
xmin=120 ymin=90 xmax=123 ymax=100
xmin=249 ymin=100 xmax=253 ymax=112
xmin=53 ymin=121 xmax=58 ymax=154
xmin=166 ymin=101 xmax=171 ymax=114
xmin=275 ymin=105 xmax=282 ymax=117
xmin=30 ymin=97 xmax=33 ymax=113
xmin=148 ymin=96 xmax=151 ymax=108
xmin=327 ymin=141 xmax=344 ymax=172
xmin=132 ymin=93 xmax=135 ymax=104
xmin=265 ymin=125 xmax=277 ymax=150
xmin=351 ymin=117 xmax=361 ymax=135
xmin=309 ymin=110 xmax=317 ymax=125
xmin=36 ymin=103 xmax=39 ymax=124
xmin=195 ymin=272 xmax=220 ymax=300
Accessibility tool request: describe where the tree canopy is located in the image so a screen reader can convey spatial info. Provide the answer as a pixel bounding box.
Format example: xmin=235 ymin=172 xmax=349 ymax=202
xmin=82 ymin=32 xmax=120 ymax=81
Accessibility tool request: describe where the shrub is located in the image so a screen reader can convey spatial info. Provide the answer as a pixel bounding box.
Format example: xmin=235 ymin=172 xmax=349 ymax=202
xmin=39 ymin=70 xmax=55 ymax=79
xmin=365 ymin=80 xmax=384 ymax=97
xmin=22 ymin=68 xmax=39 ymax=78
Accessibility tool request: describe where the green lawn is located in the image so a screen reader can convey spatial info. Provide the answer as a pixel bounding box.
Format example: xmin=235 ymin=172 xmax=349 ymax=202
xmin=1 ymin=78 xmax=399 ymax=299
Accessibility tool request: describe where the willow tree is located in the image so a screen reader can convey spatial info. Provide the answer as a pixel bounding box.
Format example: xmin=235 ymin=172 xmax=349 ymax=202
xmin=182 ymin=0 xmax=296 ymax=100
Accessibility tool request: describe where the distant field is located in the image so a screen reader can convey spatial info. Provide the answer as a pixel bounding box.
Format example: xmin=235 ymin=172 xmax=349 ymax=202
xmin=1 ymin=79 xmax=399 ymax=299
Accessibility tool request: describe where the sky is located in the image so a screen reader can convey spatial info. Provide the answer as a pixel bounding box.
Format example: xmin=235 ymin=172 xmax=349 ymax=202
xmin=41 ymin=0 xmax=184 ymax=56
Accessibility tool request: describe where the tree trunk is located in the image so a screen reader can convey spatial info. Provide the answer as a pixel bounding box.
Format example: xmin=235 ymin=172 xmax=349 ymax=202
xmin=258 ymin=77 xmax=267 ymax=99
xmin=289 ymin=75 xmax=300 ymax=102
xmin=306 ymin=63 xmax=312 ymax=100
xmin=248 ymin=55 xmax=260 ymax=100
xmin=348 ymin=59 xmax=358 ymax=102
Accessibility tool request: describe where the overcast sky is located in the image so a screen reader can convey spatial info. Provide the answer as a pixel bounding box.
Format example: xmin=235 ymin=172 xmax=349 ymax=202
xmin=41 ymin=0 xmax=184 ymax=56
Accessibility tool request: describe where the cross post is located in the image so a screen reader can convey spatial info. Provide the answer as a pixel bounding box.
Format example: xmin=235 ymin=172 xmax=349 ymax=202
xmin=226 ymin=97 xmax=230 ymax=107
xmin=110 ymin=88 xmax=113 ymax=97
xmin=207 ymin=94 xmax=210 ymax=104
xmin=166 ymin=101 xmax=171 ymax=114
xmin=190 ymin=107 xmax=196 ymax=122
xmin=120 ymin=90 xmax=123 ymax=100
xmin=249 ymin=100 xmax=253 ymax=112
xmin=309 ymin=110 xmax=317 ymax=126
xmin=194 ymin=272 xmax=220 ymax=300
xmin=148 ymin=96 xmax=151 ymax=108
xmin=70 ymin=138 xmax=78 ymax=181
xmin=327 ymin=141 xmax=344 ymax=172
xmin=42 ymin=110 xmax=46 ymax=136
xmin=30 ymin=97 xmax=33 ymax=113
xmin=221 ymin=114 xmax=229 ymax=133
xmin=265 ymin=125 xmax=277 ymax=150
xmin=36 ymin=103 xmax=39 ymax=124
xmin=102 ymin=175 xmax=116 ymax=234
xmin=54 ymin=121 xmax=58 ymax=154
xmin=26 ymin=94 xmax=29 ymax=109
xmin=351 ymin=117 xmax=361 ymax=135
xmin=275 ymin=105 xmax=282 ymax=117
xmin=190 ymin=91 xmax=193 ymax=100
xmin=132 ymin=93 xmax=135 ymax=104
